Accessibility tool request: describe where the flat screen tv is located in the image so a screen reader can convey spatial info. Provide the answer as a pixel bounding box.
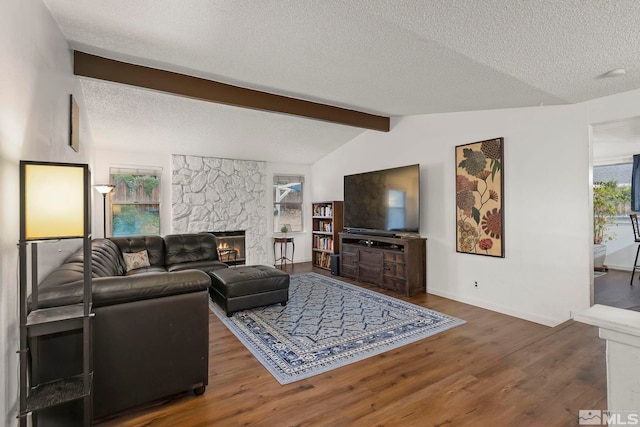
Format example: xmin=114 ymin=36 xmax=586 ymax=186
xmin=343 ymin=164 xmax=420 ymax=235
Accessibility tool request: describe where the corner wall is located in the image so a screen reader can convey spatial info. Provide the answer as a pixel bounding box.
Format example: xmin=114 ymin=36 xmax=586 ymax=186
xmin=312 ymin=92 xmax=640 ymax=326
xmin=0 ymin=1 xmax=95 ymax=425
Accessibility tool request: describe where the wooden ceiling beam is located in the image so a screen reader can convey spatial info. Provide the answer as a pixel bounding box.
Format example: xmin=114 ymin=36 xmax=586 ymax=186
xmin=73 ymin=51 xmax=390 ymax=132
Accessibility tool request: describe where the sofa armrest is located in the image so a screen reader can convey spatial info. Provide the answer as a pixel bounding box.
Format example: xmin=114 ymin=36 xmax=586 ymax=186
xmin=35 ymin=269 xmax=211 ymax=309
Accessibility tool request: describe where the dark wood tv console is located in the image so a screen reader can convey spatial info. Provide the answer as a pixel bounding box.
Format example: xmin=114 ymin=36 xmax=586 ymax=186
xmin=339 ymin=233 xmax=426 ymax=296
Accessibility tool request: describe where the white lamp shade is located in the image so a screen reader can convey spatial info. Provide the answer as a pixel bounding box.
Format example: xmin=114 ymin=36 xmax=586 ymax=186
xmin=94 ymin=184 xmax=114 ymax=194
xmin=23 ymin=163 xmax=85 ymax=240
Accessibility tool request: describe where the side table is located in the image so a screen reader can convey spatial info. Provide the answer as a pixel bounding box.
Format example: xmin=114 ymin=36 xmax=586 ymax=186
xmin=273 ymin=237 xmax=294 ymax=267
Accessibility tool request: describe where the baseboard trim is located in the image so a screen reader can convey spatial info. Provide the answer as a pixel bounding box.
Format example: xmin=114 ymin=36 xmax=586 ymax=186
xmin=427 ymin=288 xmax=560 ymax=327
xmin=602 ymin=263 xmax=632 ymax=272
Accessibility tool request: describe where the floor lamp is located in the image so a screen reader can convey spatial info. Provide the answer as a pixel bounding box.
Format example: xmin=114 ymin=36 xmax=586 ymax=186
xmin=18 ymin=161 xmax=93 ymax=426
xmin=94 ymin=184 xmax=115 ymax=238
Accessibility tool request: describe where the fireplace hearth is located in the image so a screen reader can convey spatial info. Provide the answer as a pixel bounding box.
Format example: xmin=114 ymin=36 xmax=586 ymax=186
xmin=211 ymin=230 xmax=246 ymax=266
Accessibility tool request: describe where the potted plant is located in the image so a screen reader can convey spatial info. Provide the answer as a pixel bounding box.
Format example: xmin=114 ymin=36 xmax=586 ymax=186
xmin=593 ymin=180 xmax=630 ymax=268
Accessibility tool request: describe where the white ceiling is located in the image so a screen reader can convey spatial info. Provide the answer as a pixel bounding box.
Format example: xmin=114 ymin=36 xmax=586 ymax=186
xmin=42 ymin=0 xmax=640 ymax=164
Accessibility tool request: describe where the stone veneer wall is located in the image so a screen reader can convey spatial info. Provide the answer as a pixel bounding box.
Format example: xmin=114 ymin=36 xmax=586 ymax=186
xmin=171 ymin=155 xmax=268 ymax=265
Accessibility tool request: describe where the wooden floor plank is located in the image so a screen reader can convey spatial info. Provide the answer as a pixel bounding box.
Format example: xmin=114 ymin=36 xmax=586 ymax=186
xmin=97 ymin=263 xmax=606 ymax=426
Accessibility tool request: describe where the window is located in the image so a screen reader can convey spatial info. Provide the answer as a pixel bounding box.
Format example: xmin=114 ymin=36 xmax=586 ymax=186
xmin=593 ymin=163 xmax=632 ymax=219
xmin=109 ymin=167 xmax=161 ymax=236
xmin=273 ymin=175 xmax=304 ymax=232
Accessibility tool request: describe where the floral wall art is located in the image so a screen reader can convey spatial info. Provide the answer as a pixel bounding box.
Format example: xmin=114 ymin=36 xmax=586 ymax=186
xmin=456 ymin=137 xmax=504 ymax=257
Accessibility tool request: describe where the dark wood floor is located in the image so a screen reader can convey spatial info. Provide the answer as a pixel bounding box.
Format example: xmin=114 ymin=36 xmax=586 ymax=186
xmin=98 ymin=263 xmax=606 ymax=426
xmin=595 ymin=268 xmax=640 ymax=311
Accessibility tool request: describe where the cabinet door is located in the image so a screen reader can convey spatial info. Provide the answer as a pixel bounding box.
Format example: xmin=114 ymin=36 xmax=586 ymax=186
xmin=340 ymin=244 xmax=358 ymax=278
xmin=358 ymin=249 xmax=383 ymax=284
xmin=382 ymin=251 xmax=407 ymax=293
xmin=383 ymin=252 xmax=407 ymax=280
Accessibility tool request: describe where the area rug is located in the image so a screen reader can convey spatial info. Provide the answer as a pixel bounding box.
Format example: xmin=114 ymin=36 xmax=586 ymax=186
xmin=209 ymin=272 xmax=465 ymax=384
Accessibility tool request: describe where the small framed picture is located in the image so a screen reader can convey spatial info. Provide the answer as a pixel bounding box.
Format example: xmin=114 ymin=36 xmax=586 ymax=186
xmin=69 ymin=94 xmax=79 ymax=152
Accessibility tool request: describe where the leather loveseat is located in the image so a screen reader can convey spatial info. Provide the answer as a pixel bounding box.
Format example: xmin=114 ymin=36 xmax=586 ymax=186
xmin=34 ymin=233 xmax=227 ymax=420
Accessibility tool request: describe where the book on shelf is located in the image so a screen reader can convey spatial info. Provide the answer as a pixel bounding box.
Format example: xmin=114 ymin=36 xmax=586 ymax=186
xmin=314 ymin=204 xmax=332 ymax=217
xmin=315 ymin=252 xmax=331 ymax=268
xmin=316 ymin=220 xmax=332 ymax=232
xmin=313 ymin=236 xmax=333 ymax=251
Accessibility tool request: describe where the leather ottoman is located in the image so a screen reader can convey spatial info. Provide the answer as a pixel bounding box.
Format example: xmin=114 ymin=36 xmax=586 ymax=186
xmin=208 ymin=265 xmax=290 ymax=316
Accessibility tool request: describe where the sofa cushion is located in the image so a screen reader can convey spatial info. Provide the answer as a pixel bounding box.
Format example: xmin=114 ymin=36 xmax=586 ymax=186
xmin=125 ymin=266 xmax=168 ymax=276
xmin=164 ymin=233 xmax=221 ymax=267
xmin=167 ymin=259 xmax=228 ymax=273
xmin=39 ymin=239 xmax=125 ymax=289
xmin=110 ymin=235 xmax=165 ymax=267
xmin=89 ymin=238 xmax=127 ymax=277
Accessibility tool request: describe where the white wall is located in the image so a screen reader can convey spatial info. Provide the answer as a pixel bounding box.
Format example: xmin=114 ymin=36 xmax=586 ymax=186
xmin=0 ymin=1 xmax=95 ymax=424
xmin=312 ymin=91 xmax=640 ymax=326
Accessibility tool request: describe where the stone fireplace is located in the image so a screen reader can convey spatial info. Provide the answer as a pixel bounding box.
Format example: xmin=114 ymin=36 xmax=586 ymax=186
xmin=171 ymin=155 xmax=268 ymax=265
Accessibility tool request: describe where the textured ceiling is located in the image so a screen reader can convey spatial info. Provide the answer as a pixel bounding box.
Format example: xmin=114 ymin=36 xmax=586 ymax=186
xmin=42 ymin=0 xmax=640 ymax=164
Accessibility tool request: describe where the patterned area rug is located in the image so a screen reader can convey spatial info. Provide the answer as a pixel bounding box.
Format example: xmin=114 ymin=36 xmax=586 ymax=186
xmin=209 ymin=272 xmax=465 ymax=384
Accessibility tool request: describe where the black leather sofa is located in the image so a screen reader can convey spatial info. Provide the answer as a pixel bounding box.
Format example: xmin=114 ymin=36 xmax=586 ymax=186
xmin=33 ymin=233 xmax=228 ymax=420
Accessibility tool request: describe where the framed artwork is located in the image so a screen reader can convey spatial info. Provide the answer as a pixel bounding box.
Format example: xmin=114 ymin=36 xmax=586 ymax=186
xmin=455 ymin=137 xmax=504 ymax=257
xmin=69 ymin=94 xmax=79 ymax=152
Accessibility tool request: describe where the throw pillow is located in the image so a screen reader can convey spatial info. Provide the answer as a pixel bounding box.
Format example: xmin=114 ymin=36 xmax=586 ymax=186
xmin=123 ymin=250 xmax=150 ymax=272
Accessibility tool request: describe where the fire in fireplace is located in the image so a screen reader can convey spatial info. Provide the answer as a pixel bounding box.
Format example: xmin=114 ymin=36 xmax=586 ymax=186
xmin=211 ymin=230 xmax=246 ymax=266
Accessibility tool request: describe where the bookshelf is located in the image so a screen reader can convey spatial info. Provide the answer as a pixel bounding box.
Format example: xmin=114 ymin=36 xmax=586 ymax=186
xmin=312 ymin=201 xmax=343 ymax=270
